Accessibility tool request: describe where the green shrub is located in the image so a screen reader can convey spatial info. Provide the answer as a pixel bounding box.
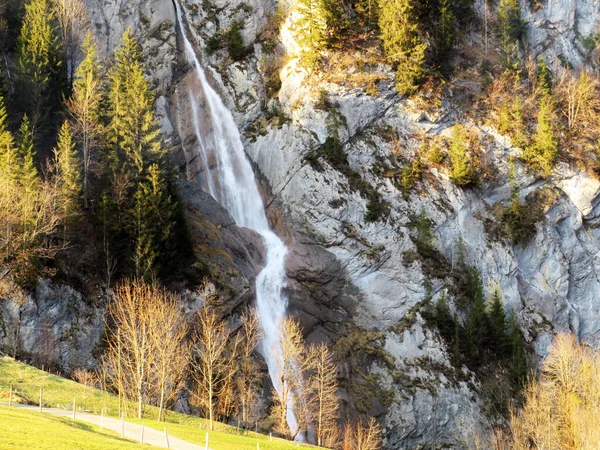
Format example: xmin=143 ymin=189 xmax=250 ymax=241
xmin=227 ymin=19 xmax=246 ymax=61
xmin=449 ymin=125 xmax=478 ymax=186
xmin=413 ymin=207 xmax=435 ymax=257
xmin=400 ymin=158 xmax=422 ymax=193
xmin=500 ymin=196 xmax=538 ymax=244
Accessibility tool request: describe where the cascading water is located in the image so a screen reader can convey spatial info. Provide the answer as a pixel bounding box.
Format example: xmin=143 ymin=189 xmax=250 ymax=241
xmin=173 ymin=0 xmax=299 ymax=435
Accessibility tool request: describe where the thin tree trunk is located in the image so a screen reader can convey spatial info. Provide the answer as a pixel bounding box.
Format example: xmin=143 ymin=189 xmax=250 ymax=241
xmin=158 ymin=384 xmax=165 ymax=422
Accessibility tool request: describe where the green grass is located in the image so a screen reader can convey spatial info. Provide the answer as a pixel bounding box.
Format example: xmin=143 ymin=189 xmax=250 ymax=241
xmin=0 ymin=406 xmax=145 ymax=449
xmin=0 ymin=357 xmax=319 ymax=449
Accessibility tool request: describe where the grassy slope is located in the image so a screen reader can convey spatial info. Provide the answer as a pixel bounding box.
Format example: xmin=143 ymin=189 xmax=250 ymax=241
xmin=0 ymin=406 xmax=145 ymax=450
xmin=0 ymin=357 xmax=317 ymax=450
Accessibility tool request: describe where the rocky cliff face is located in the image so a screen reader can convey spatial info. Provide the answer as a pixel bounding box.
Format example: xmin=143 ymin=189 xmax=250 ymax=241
xmin=4 ymin=0 xmax=600 ymax=448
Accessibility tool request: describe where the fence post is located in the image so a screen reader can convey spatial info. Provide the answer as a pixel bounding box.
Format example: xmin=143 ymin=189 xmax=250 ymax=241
xmin=257 ymin=442 xmax=260 ymax=450
xmin=164 ymin=428 xmax=170 ymax=449
xmin=38 ymin=387 xmax=42 ymax=412
xmin=270 ymin=432 xmax=272 ymax=442
xmin=72 ymin=398 xmax=76 ymax=420
xmin=100 ymin=408 xmax=104 ymax=430
xmin=205 ymin=431 xmax=209 ymax=450
xmin=121 ymin=413 xmax=125 ymax=438
xmin=140 ymin=421 xmax=144 ymax=444
xmin=8 ymin=384 xmax=12 ymax=407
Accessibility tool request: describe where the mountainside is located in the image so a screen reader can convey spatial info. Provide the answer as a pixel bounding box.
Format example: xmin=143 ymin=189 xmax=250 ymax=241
xmin=2 ymin=0 xmax=600 ymax=448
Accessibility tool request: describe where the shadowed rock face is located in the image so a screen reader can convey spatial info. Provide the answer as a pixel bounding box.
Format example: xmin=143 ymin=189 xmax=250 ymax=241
xmin=179 ymin=180 xmax=265 ymax=292
xmin=284 ymin=242 xmax=355 ymax=340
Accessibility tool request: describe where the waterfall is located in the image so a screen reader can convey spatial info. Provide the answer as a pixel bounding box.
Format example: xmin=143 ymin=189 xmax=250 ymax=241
xmin=173 ymin=0 xmax=299 ymax=435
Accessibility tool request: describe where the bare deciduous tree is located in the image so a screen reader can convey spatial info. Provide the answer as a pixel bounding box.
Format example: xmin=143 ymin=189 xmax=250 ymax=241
xmin=272 ymin=317 xmax=305 ymax=439
xmin=236 ymin=309 xmax=263 ymax=426
xmin=306 ymin=342 xmax=340 ymax=447
xmin=343 ymin=418 xmax=383 ymax=450
xmin=104 ymin=281 xmax=189 ymax=420
xmin=557 ymin=70 xmax=600 ymax=132
xmin=68 ymin=31 xmax=102 ymax=206
xmin=105 ymin=281 xmax=154 ymax=419
xmin=191 ymin=284 xmax=237 ymax=430
xmin=148 ymin=289 xmax=189 ymax=422
xmin=507 ymin=333 xmax=600 ymax=449
xmin=72 ymin=368 xmax=97 ymax=411
xmin=0 ymin=165 xmax=67 ymax=285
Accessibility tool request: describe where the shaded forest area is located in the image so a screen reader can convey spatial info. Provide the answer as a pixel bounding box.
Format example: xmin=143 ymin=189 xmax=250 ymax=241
xmin=0 ymin=0 xmax=197 ymax=293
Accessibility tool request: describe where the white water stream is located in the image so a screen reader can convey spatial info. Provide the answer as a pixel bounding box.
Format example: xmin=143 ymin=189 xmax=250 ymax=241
xmin=173 ymin=1 xmax=299 ymax=435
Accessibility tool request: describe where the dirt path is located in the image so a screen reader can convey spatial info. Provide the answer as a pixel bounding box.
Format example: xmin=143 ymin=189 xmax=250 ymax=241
xmin=2 ymin=403 xmax=205 ymax=449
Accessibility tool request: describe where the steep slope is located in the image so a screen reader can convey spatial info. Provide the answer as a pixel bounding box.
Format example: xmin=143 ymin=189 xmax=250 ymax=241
xmin=3 ymin=0 xmax=600 ymax=448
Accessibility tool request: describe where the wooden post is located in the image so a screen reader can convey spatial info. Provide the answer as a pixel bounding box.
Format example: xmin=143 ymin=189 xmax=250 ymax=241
xmin=9 ymin=384 xmax=13 ymax=407
xmin=164 ymin=428 xmax=170 ymax=449
xmin=39 ymin=387 xmax=42 ymax=412
xmin=205 ymin=431 xmax=209 ymax=450
xmin=257 ymin=443 xmax=260 ymax=450
xmin=270 ymin=432 xmax=272 ymax=442
xmin=121 ymin=413 xmax=125 ymax=438
xmin=140 ymin=422 xmax=144 ymax=444
xmin=100 ymin=408 xmax=104 ymax=430
xmin=72 ymin=398 xmax=76 ymax=420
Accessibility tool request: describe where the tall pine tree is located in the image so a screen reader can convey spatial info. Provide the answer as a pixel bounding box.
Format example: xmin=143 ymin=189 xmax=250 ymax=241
xmin=508 ymin=311 xmax=527 ymax=388
xmin=525 ymin=97 xmax=557 ymax=174
xmin=432 ymin=0 xmax=455 ymax=77
xmin=295 ymin=0 xmax=328 ymax=69
xmin=101 ymin=29 xmax=192 ymax=282
xmin=16 ymin=0 xmax=65 ymax=131
xmin=377 ymin=0 xmax=427 ymax=95
xmin=53 ymin=120 xmax=80 ymax=223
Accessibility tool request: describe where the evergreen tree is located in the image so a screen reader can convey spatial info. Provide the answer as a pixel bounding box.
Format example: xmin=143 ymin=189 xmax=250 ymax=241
xmin=16 ymin=114 xmax=38 ymax=193
xmin=377 ymin=0 xmax=427 ymax=95
xmin=227 ymin=19 xmax=246 ymax=62
xmin=131 ymin=163 xmax=174 ymax=281
xmin=465 ymin=283 xmax=488 ymax=364
xmin=414 ymin=207 xmax=435 ymax=257
xmin=16 ymin=0 xmax=65 ymax=130
xmin=498 ymin=0 xmax=524 ymax=74
xmin=101 ymin=29 xmax=192 ymax=281
xmin=354 ymin=0 xmax=379 ymax=32
xmin=498 ymin=0 xmax=524 ymax=42
xmin=105 ymin=28 xmax=162 ymax=178
xmin=434 ymin=295 xmax=455 ymax=342
xmin=488 ymin=289 xmax=509 ymax=356
xmin=69 ymin=31 xmax=103 ymax=206
xmin=295 ymin=0 xmax=328 ymax=69
xmin=537 ymin=57 xmax=552 ymax=95
xmin=432 ymin=0 xmax=455 ymax=77
xmin=508 ymin=310 xmax=527 ymax=388
xmin=451 ymin=0 xmax=475 ymax=26
xmin=53 ymin=120 xmax=80 ymax=221
xmin=525 ymin=97 xmax=557 ymax=174
xmin=449 ymin=125 xmax=477 ymax=186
